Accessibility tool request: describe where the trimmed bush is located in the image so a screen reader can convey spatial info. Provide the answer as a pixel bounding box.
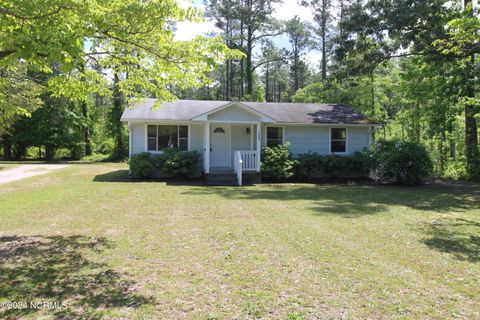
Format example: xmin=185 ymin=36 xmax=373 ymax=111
xmin=129 ymin=149 xmax=201 ymax=179
xmin=294 ymin=152 xmax=324 ymax=179
xmin=129 ymin=152 xmax=155 ymax=178
xmin=294 ymin=152 xmax=368 ymax=179
xmin=367 ymin=140 xmax=432 ymax=185
xmin=261 ymin=143 xmax=296 ymax=181
xmin=157 ymin=148 xmax=201 ymax=177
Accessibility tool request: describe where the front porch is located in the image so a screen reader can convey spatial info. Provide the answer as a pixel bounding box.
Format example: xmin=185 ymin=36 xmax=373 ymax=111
xmin=193 ymin=101 xmax=274 ymax=186
xmin=202 ymin=122 xmax=262 ymax=186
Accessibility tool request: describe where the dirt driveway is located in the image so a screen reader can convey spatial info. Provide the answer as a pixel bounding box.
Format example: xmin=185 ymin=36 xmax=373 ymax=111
xmin=0 ymin=164 xmax=69 ymax=185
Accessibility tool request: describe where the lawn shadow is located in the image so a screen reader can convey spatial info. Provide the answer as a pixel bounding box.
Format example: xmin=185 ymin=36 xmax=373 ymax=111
xmin=93 ymin=170 xmax=134 ymax=182
xmin=0 ymin=235 xmax=154 ymax=319
xmin=93 ymin=170 xmax=206 ymax=186
xmin=181 ymin=183 xmax=480 ymax=217
xmin=421 ymin=218 xmax=480 ymax=262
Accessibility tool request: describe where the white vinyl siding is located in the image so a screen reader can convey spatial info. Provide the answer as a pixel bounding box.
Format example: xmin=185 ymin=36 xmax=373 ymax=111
xmin=231 ymin=124 xmax=252 ymax=167
xmin=130 ymin=122 xmax=146 ymax=155
xmin=266 ymin=125 xmax=370 ymax=156
xmin=190 ymin=124 xmax=204 ymax=153
xmin=208 ymin=105 xmax=260 ymax=122
xmin=347 ymin=126 xmax=370 ymax=152
xmin=129 ymin=122 xmax=371 ymax=158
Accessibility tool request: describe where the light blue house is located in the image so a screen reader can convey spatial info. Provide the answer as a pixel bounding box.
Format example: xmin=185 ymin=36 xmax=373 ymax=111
xmin=121 ymin=99 xmax=380 ymax=185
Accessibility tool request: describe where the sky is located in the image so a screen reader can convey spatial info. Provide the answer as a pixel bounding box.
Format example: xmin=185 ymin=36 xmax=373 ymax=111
xmin=175 ymin=0 xmax=323 ymax=68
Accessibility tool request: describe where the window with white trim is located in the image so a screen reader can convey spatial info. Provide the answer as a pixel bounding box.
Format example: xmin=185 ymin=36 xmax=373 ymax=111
xmin=147 ymin=125 xmax=188 ymax=151
xmin=330 ymin=128 xmax=346 ymax=153
xmin=266 ymin=127 xmax=283 ymax=147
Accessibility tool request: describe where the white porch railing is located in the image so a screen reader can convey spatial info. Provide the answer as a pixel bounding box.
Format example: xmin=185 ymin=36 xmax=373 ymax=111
xmin=234 ymin=151 xmax=243 ymax=186
xmin=238 ymin=150 xmax=259 ymax=171
xmin=234 ymin=150 xmax=260 ymax=186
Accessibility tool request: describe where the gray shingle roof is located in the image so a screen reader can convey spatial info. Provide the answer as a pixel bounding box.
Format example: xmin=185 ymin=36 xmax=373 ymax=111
xmin=121 ymin=99 xmax=378 ymax=125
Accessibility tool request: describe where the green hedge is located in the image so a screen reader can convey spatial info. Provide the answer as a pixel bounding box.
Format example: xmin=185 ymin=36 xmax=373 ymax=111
xmin=129 ymin=149 xmax=201 ymax=179
xmin=261 ymin=141 xmax=431 ymax=185
xmin=366 ymin=140 xmax=432 ymax=185
xmin=261 ymin=144 xmax=367 ymax=181
xmin=129 ymin=152 xmax=156 ymax=178
xmin=295 ymin=152 xmax=367 ymax=179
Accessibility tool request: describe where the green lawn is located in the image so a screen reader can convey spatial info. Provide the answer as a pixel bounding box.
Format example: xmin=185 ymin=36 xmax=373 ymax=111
xmin=0 ymin=163 xmax=479 ymax=319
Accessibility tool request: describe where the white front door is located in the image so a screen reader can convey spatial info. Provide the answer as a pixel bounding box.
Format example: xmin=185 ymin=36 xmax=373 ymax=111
xmin=210 ymin=124 xmax=230 ymax=168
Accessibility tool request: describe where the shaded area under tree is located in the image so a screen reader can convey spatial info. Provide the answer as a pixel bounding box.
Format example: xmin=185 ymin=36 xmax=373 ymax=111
xmin=0 ymin=235 xmax=154 ymax=319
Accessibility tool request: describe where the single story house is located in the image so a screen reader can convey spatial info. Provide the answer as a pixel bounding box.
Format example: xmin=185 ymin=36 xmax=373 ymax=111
xmin=121 ymin=99 xmax=381 ymax=185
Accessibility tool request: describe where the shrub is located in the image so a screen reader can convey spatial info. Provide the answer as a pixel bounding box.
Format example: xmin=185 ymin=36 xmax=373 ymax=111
xmin=156 ymin=148 xmax=201 ymax=177
xmin=294 ymin=152 xmax=324 ymax=179
xmin=261 ymin=143 xmax=296 ymax=181
xmin=129 ymin=152 xmax=155 ymax=178
xmin=94 ymin=139 xmax=114 ymax=155
xmin=129 ymin=149 xmax=201 ymax=179
xmin=322 ymin=155 xmax=348 ymax=177
xmin=294 ymin=151 xmax=368 ymax=179
xmin=367 ymin=140 xmax=432 ymax=185
xmin=70 ymin=142 xmax=86 ymax=160
xmin=443 ymin=160 xmax=468 ymax=180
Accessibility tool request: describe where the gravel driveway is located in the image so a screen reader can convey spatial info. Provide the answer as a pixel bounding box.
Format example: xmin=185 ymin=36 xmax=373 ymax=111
xmin=0 ymin=164 xmax=69 ymax=185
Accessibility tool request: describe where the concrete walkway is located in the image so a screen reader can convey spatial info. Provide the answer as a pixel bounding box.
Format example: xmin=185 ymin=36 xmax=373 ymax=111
xmin=0 ymin=164 xmax=69 ymax=185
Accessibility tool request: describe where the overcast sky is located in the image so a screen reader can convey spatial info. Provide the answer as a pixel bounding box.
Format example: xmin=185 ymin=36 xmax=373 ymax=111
xmin=175 ymin=0 xmax=322 ymax=69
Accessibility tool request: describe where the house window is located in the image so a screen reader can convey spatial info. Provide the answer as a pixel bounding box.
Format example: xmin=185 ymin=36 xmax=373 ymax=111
xmin=266 ymin=127 xmax=283 ymax=147
xmin=331 ymin=128 xmax=347 ymax=153
xmin=147 ymin=125 xmax=188 ymax=151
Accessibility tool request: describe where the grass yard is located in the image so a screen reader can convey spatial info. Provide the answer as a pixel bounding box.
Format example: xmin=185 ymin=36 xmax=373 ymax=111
xmin=0 ymin=163 xmax=479 ymax=319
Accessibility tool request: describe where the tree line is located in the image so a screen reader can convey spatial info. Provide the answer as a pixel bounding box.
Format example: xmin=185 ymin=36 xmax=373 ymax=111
xmin=0 ymin=0 xmax=478 ymax=180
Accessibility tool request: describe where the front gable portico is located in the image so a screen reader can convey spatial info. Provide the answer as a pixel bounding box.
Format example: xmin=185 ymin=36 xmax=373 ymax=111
xmin=191 ymin=102 xmax=276 ymax=123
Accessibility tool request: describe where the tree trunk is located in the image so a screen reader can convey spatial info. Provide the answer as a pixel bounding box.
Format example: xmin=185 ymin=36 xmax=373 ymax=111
xmin=465 ymin=99 xmax=479 ymax=174
xmin=225 ymin=20 xmax=230 ymax=100
xmin=265 ymin=64 xmax=270 ymax=102
xmin=370 ymin=72 xmax=375 ymax=116
xmin=439 ymin=129 xmax=446 ymax=174
xmin=272 ymin=76 xmax=276 ymax=102
xmin=229 ymin=59 xmax=234 ymax=99
xmin=294 ymin=53 xmax=299 ymax=92
xmin=370 ymin=72 xmax=376 ymax=141
xmin=45 ymin=144 xmax=55 ymax=161
xmin=77 ymin=62 xmax=92 ymax=156
xmin=112 ymin=71 xmax=125 ymax=158
xmin=246 ymin=25 xmax=253 ymax=96
xmin=464 ymin=0 xmax=479 ymax=176
xmin=240 ymin=21 xmax=245 ymax=98
xmin=2 ymin=136 xmax=12 ymax=160
xmin=81 ymin=100 xmax=92 ymax=156
xmin=225 ymin=59 xmax=230 ymax=100
xmin=321 ymin=0 xmax=327 ymax=81
xmin=414 ymin=103 xmax=421 ymax=144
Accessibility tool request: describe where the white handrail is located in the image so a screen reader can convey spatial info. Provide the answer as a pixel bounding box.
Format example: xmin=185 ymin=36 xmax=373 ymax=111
xmin=236 ymin=150 xmax=259 ymax=171
xmin=234 ymin=151 xmax=243 ymax=186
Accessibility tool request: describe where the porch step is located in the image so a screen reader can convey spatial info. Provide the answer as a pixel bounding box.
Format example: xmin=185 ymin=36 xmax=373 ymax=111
xmin=206 ymin=172 xmax=238 ymax=186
